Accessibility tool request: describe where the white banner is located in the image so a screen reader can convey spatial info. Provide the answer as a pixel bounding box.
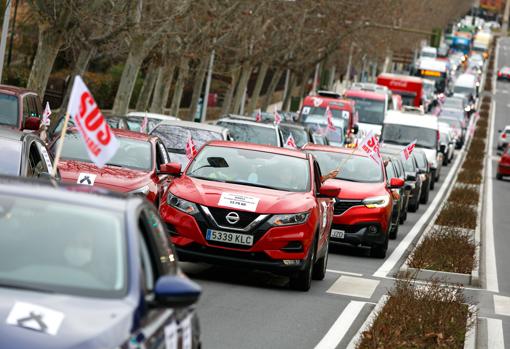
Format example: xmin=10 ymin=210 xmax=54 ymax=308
xmin=66 ymin=76 xmax=119 ymax=168
xmin=358 ymin=130 xmax=382 ymax=166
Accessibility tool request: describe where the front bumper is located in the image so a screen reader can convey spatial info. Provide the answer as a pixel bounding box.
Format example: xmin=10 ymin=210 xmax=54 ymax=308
xmin=161 ymin=203 xmax=316 ymax=273
xmin=498 ymin=163 xmax=510 ymax=176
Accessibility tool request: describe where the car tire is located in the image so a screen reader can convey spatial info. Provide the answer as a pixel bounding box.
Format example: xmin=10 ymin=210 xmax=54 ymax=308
xmin=496 ymin=173 xmax=503 ymax=180
xmin=389 ymin=223 xmax=398 ymax=239
xmin=312 ymin=237 xmax=328 ymax=281
xmin=430 ymin=177 xmax=435 ymax=190
xmin=443 ymin=156 xmax=448 ymax=166
xmin=290 ymin=242 xmax=315 ymax=291
xmin=408 ymin=199 xmax=418 ymax=212
xmin=371 ymin=236 xmax=388 ymax=259
xmin=420 ymin=184 xmax=430 ymax=204
xmin=399 ymin=209 xmax=407 ymax=224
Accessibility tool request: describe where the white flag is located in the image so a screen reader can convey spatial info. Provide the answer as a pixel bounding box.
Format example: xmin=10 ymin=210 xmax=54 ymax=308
xmin=66 ymin=76 xmax=119 ymax=168
xmin=42 ymin=102 xmax=51 ymax=126
xmin=357 ymin=130 xmax=382 ymax=166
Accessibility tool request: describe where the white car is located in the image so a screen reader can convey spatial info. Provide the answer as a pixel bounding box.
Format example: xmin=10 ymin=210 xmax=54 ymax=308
xmin=380 ymin=110 xmax=443 ymax=189
xmin=438 ymin=122 xmax=455 ymax=165
xmin=497 ymin=125 xmax=510 ymax=151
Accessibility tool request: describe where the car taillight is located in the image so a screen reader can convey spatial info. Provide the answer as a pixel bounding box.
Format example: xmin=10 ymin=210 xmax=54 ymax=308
xmin=503 ymin=133 xmax=507 ymax=139
xmin=498 ymin=72 xmax=502 ymax=77
xmin=437 ymin=130 xmax=440 ymax=142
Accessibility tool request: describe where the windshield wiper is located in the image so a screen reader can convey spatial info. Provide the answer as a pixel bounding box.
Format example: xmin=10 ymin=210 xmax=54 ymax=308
xmin=0 ymin=281 xmax=55 ymax=293
xmin=166 ymin=148 xmax=186 ymax=154
xmin=188 ymin=175 xmax=226 ymax=183
xmin=224 ymin=180 xmax=283 ymax=191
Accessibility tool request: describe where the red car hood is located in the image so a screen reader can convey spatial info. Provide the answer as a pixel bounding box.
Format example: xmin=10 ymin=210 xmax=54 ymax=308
xmin=58 ymin=160 xmax=151 ymax=192
xmin=329 ymin=179 xmax=387 ymax=200
xmin=169 ymin=176 xmax=316 ymax=214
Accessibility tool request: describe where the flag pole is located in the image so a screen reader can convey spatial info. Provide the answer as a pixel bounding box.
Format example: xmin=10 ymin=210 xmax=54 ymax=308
xmin=51 ymin=112 xmax=71 ymax=177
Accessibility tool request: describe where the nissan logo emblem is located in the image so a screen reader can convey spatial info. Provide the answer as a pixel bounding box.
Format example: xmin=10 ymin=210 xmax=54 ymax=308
xmin=225 ymin=212 xmax=240 ymax=224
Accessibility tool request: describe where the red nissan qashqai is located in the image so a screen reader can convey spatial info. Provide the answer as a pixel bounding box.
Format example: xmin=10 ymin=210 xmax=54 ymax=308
xmin=160 ymin=141 xmax=339 ymax=291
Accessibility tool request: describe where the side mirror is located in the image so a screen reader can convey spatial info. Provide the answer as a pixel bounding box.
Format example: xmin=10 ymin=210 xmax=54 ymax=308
xmin=352 ymin=124 xmax=359 ymax=135
xmin=440 ymin=144 xmax=446 ymax=153
xmin=319 ymin=181 xmax=341 ymax=198
xmin=24 ymin=116 xmax=41 ymax=131
xmin=406 ymin=173 xmax=417 ymax=181
xmin=498 ymin=129 xmax=502 ymax=133
xmin=389 ymin=177 xmax=404 ymax=188
xmin=160 ymin=163 xmax=182 ymax=175
xmin=153 ymin=275 xmax=201 ymax=308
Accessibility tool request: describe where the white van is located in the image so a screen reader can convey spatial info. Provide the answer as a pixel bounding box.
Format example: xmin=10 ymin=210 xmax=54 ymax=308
xmin=420 ymin=46 xmax=437 ymax=59
xmin=453 ymin=73 xmax=477 ymax=100
xmin=380 ymin=110 xmax=443 ymax=187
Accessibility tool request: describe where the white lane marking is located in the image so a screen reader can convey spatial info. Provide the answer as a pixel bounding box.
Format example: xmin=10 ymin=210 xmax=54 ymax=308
xmin=500 ymin=90 xmax=509 ymax=94
xmin=373 ymin=146 xmax=464 ymax=278
xmin=314 ymin=301 xmax=365 ymax=349
xmin=487 ymin=317 xmax=505 ymax=349
xmin=494 ymin=294 xmax=510 ymax=316
xmin=327 ymin=269 xmax=363 ymax=277
xmin=486 ymin=100 xmax=499 ymax=293
xmin=378 ymin=275 xmax=483 ymax=291
xmin=346 ymin=295 xmax=389 ymax=349
xmin=326 ymin=276 xmax=379 ymax=299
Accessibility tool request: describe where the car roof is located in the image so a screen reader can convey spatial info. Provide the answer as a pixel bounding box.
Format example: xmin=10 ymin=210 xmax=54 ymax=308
xmin=206 ymin=140 xmax=307 ymax=159
xmin=0 ymin=127 xmax=26 ymax=141
xmin=418 ymin=59 xmax=448 ymax=72
xmin=384 ymin=110 xmax=439 ymax=129
xmin=279 ymin=122 xmax=306 ymax=130
xmin=65 ymin=128 xmax=157 ymax=142
xmin=154 ymin=119 xmax=227 ymax=133
xmin=0 ymin=84 xmax=36 ymax=96
xmin=455 ymin=74 xmax=476 ymax=86
xmin=302 ymin=143 xmax=368 ymax=157
xmin=378 ymin=73 xmax=424 ymax=84
xmin=344 ymin=89 xmax=386 ymax=101
xmin=216 ymin=118 xmax=277 ymax=129
xmin=0 ymin=176 xmax=139 ymax=211
xmin=126 ymin=112 xmax=179 ymax=120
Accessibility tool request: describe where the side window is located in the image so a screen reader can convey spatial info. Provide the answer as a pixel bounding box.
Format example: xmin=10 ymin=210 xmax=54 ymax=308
xmin=29 ymin=95 xmax=42 ymax=118
xmin=22 ymin=97 xmax=30 ymax=122
xmin=27 ymin=142 xmax=45 ymax=177
xmin=156 ymin=141 xmax=170 ymax=167
xmin=386 ymin=162 xmax=395 ymax=182
xmin=139 ymin=233 xmax=155 ymax=293
xmin=313 ymin=160 xmax=322 ymax=193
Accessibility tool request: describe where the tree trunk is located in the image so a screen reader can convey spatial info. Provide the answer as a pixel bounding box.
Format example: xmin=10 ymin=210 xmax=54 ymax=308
xmin=112 ymin=44 xmax=147 ymax=115
xmin=299 ymin=68 xmax=312 ymax=99
xmin=231 ymin=62 xmax=252 ymax=115
xmin=282 ymin=73 xmax=296 ymax=111
xmin=169 ymin=57 xmax=190 ymax=117
xmin=136 ymin=60 xmax=159 ymax=111
xmin=26 ymin=26 xmax=64 ymax=97
xmin=187 ymin=58 xmax=208 ymax=121
xmin=261 ymin=69 xmax=282 ymax=112
xmin=150 ymin=62 xmax=175 ymax=114
xmin=61 ymin=46 xmax=96 ymax=110
xmin=246 ymin=62 xmax=269 ymax=114
xmin=220 ymin=66 xmax=241 ymax=116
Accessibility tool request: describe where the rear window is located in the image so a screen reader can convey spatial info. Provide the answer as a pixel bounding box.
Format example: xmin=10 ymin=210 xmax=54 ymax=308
xmin=0 ymin=94 xmax=19 ymax=127
xmin=151 ymin=125 xmax=222 ymax=153
xmin=381 ymin=123 xmax=437 ymax=149
xmin=217 ymin=121 xmax=277 ymax=146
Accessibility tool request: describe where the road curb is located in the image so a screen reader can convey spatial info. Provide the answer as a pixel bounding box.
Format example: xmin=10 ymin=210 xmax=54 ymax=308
xmin=345 ymin=295 xmax=389 ymax=349
xmin=464 ymin=305 xmax=478 ymax=349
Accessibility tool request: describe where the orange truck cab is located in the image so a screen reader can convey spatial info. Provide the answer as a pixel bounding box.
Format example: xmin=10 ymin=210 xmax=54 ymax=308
xmin=376 ymin=73 xmax=424 ymax=108
xmin=299 ymin=91 xmax=358 ymax=145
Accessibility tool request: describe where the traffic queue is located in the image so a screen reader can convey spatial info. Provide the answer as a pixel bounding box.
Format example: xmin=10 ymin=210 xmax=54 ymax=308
xmin=0 ymin=16 xmax=494 ymax=348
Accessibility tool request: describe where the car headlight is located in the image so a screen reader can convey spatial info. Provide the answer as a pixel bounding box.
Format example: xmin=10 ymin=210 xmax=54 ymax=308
xmin=268 ymin=212 xmax=309 ymax=226
xmin=363 ymin=195 xmax=390 ymax=208
xmin=167 ymin=193 xmax=198 ymax=215
xmin=129 ymin=185 xmax=150 ymax=196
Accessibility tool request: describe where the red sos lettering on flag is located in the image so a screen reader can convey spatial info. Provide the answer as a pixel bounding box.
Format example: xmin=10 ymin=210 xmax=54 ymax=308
xmin=67 ymin=76 xmax=119 ymax=168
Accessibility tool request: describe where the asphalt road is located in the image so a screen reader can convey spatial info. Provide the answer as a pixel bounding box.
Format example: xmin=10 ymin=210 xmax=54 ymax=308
xmin=180 ymin=146 xmax=460 ymax=348
xmin=476 ymin=36 xmax=510 ymax=348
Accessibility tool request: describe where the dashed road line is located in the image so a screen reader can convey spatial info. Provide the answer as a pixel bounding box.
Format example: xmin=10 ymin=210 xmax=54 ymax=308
xmin=487 ymin=317 xmax=505 ymax=349
xmin=494 ymin=295 xmax=510 ymax=317
xmin=326 ymin=269 xmax=363 ymax=277
xmin=326 ymin=276 xmax=379 ymax=299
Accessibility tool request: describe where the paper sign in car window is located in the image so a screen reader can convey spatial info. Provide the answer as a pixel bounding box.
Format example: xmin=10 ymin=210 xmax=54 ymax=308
xmin=164 ymin=320 xmax=178 ymax=349
xmin=77 ymin=173 xmax=97 ymax=186
xmin=6 ymin=302 xmax=64 ymax=336
xmin=302 ymin=107 xmax=311 ymax=115
xmin=218 ymin=192 xmax=260 ymax=212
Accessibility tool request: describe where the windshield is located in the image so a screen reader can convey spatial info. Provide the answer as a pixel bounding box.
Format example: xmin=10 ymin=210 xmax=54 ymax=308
xmin=454 ymin=85 xmax=475 ymax=96
xmin=217 ymin=121 xmax=277 ymax=146
xmin=0 ymin=139 xmax=22 ymax=175
xmin=414 ymin=152 xmax=427 ymax=168
xmin=347 ymin=97 xmax=385 ymax=125
xmin=279 ymin=126 xmax=309 ymax=147
xmin=0 ymin=94 xmax=19 ymax=127
xmin=403 ymin=155 xmax=416 ymax=172
xmin=152 ymin=125 xmax=223 ymax=153
xmin=127 ymin=117 xmax=161 ymax=133
xmin=0 ymin=195 xmax=126 ymax=298
xmin=301 ymin=106 xmax=350 ymax=121
xmin=187 ymin=146 xmax=310 ymax=192
xmin=381 ymin=124 xmax=437 ymax=149
xmin=306 ymin=150 xmax=383 ymax=183
xmin=304 ymin=121 xmax=344 ymax=146
xmin=57 ymin=133 xmax=153 ymax=171
xmin=421 ymin=51 xmax=436 ymax=59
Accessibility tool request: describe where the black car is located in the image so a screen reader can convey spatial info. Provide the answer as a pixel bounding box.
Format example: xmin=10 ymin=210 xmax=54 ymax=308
xmin=0 ymin=127 xmax=58 ymax=179
xmin=0 ymin=177 xmax=201 ymax=348
xmin=384 ymin=156 xmax=406 ymax=239
xmin=413 ymin=149 xmax=432 ymax=204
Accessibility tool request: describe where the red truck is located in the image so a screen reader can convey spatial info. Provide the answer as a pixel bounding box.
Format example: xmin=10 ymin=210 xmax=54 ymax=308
xmin=376 ymin=74 xmax=424 ymax=108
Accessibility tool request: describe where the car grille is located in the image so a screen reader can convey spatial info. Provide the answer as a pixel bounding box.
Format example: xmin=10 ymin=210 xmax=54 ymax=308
xmin=334 ymin=199 xmax=363 ymax=215
xmin=205 ymin=206 xmax=261 ymax=230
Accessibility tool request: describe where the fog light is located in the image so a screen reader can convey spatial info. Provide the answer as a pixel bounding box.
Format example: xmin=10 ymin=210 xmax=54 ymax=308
xmin=368 ymin=225 xmax=378 ymax=234
xmin=283 ymin=260 xmax=301 ymax=265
